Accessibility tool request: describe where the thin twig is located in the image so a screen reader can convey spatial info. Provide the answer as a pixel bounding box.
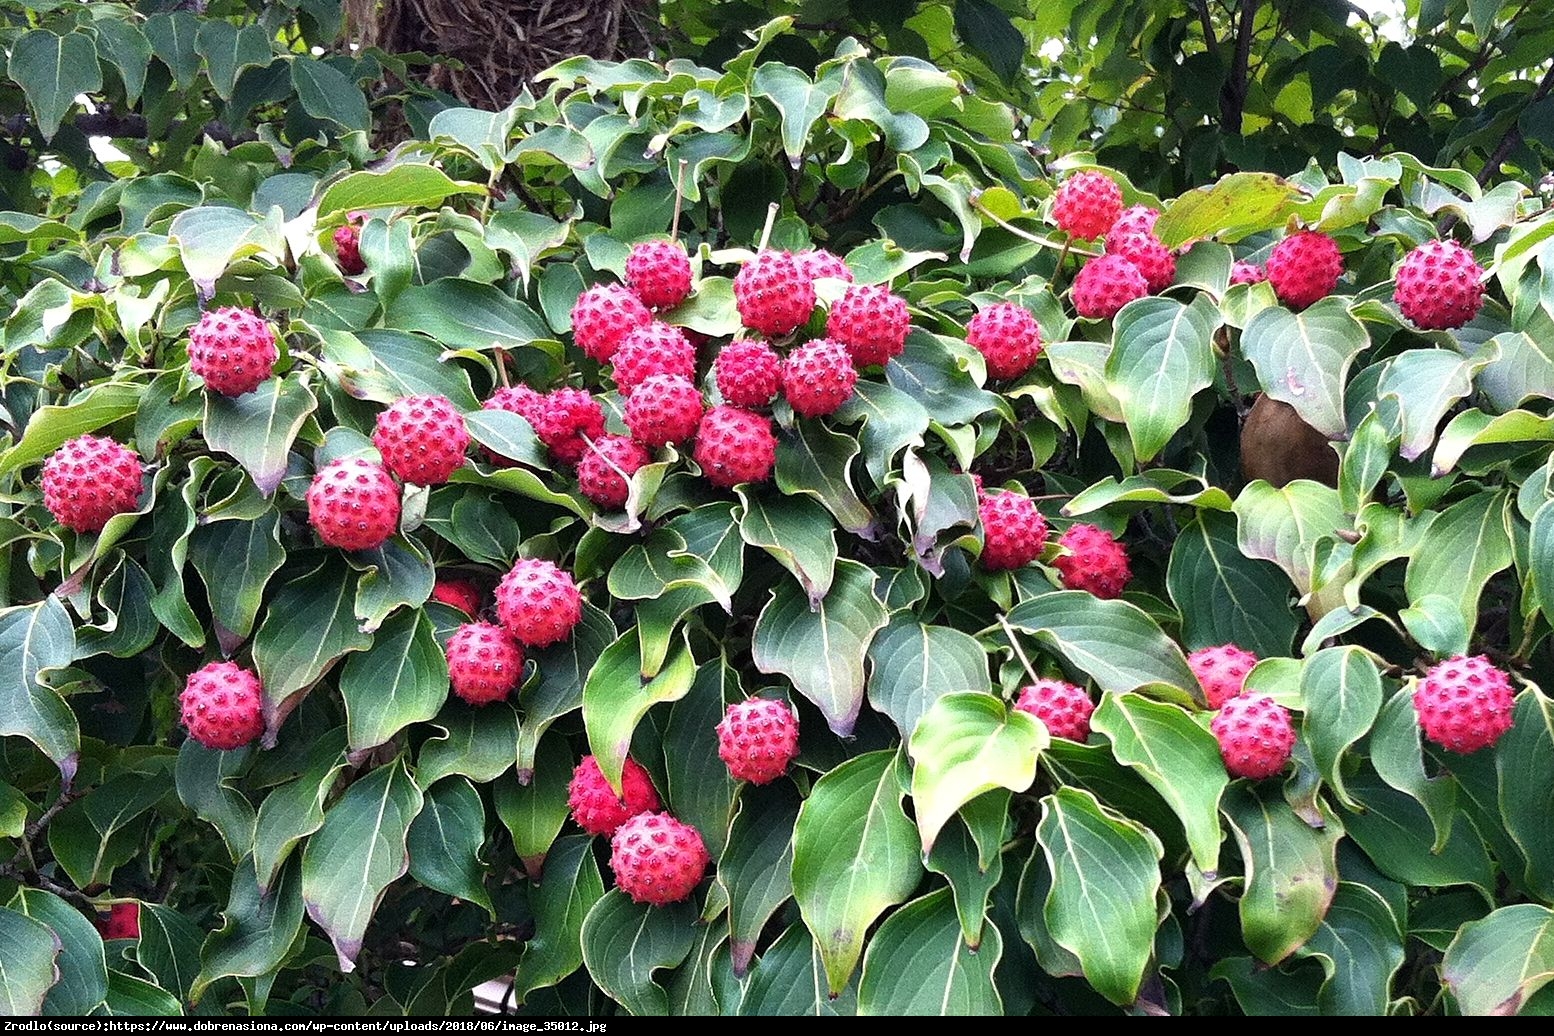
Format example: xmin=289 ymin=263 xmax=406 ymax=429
xmin=970 ymin=194 xmax=1102 ymax=258
xmin=1477 ymin=62 xmax=1554 ymax=185
xmin=755 ymin=202 xmax=779 ymax=252
xmin=669 ymin=159 xmax=688 ymax=241
xmin=997 ymin=615 xmax=1043 ymax=686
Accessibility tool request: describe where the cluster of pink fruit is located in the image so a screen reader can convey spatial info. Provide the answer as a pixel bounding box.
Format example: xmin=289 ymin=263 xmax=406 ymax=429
xmin=977 ymin=480 xmax=1131 ymax=592
xmin=565 ymin=698 xmax=799 ymax=906
xmin=1052 ymin=169 xmax=1487 ymax=329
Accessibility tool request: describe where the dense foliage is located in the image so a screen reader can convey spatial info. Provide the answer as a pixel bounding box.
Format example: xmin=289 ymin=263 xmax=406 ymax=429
xmin=1 ymin=0 xmax=1553 ymax=1019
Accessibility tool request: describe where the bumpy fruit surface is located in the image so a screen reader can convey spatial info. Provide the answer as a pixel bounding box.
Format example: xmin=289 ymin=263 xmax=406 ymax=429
xmin=966 ymin=302 xmax=1043 ymax=381
xmin=1188 ymin=644 xmax=1260 ymax=708
xmin=609 ymin=812 xmax=710 ymax=906
xmin=717 ymin=699 xmax=800 ymax=784
xmin=577 ymin=433 xmax=651 ymax=510
xmin=1072 ymin=254 xmax=1149 ymax=319
xmin=1106 ymin=229 xmax=1175 ymax=292
xmin=1014 ymin=679 xmax=1095 ymax=741
xmin=794 ymin=248 xmax=853 ymax=284
xmin=496 ymin=557 xmax=583 ymax=648
xmin=713 ymin=340 xmax=783 ymax=407
xmin=187 ymin=306 xmax=278 ymax=396
xmin=1054 ymin=523 xmax=1130 ymax=598
xmin=568 ymin=756 xmax=661 ymax=837
xmin=445 ymin=622 xmax=524 ymax=705
xmin=693 ymin=406 xmax=778 ymax=487
xmin=431 ymin=577 xmax=483 ymax=616
xmin=571 ymin=284 xmax=653 ymax=362
xmin=333 ymin=220 xmax=365 ymax=275
xmin=978 ymin=490 xmax=1049 ymax=571
xmin=306 ymin=457 xmax=400 ymax=551
xmin=96 ymin=902 xmax=140 ymax=941
xmin=827 ymin=285 xmax=911 ymax=367
xmin=626 ymin=240 xmax=694 ymax=310
xmin=483 ymin=384 xmax=542 ymax=421
xmin=371 ymin=394 xmax=469 ymax=486
xmin=180 ymin=661 xmax=265 ymax=750
xmin=782 ymin=338 xmax=858 ymax=417
xmin=41 ymin=435 xmax=142 ymax=533
xmin=733 ymin=251 xmax=815 ymax=336
xmin=612 ymin=322 xmax=698 ymax=394
xmin=1266 ymin=230 xmax=1343 ymax=308
xmin=1053 ymin=171 xmax=1124 ymax=240
xmin=1211 ymin=693 xmax=1296 ymax=779
xmin=1394 ymin=239 xmax=1485 ymax=331
xmin=625 ymin=373 xmax=703 ymax=448
xmin=1109 ymin=205 xmax=1160 ymax=238
xmin=529 ymin=389 xmax=606 ymax=466
xmin=1412 ymin=654 xmax=1515 ymax=753
xmin=1230 ymin=261 xmax=1267 ymax=285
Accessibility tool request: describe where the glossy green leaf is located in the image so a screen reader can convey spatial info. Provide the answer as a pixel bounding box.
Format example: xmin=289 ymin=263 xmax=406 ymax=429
xmin=580 ymin=890 xmax=697 ymax=1016
xmin=857 ymin=888 xmax=1003 ymax=1015
xmin=1221 ymin=782 xmax=1342 ymax=965
xmin=907 ymin=692 xmax=1044 ymax=851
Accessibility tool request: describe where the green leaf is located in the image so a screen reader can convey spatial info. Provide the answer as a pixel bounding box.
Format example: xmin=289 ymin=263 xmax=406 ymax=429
xmin=338 ymin=608 xmax=447 ymax=753
xmin=1035 ymin=787 xmax=1163 ymax=1005
xmin=290 ymin=56 xmax=369 ymax=131
xmin=736 ymin=490 xmax=838 ymax=604
xmin=1154 ymin=172 xmax=1303 ymax=249
xmin=751 ymin=63 xmax=841 ymax=169
xmin=1377 ymin=347 xmax=1489 ymax=461
xmin=1497 ymin=692 xmax=1554 ymax=902
xmin=493 ymin=734 xmax=572 ymax=876
xmin=774 ymin=421 xmax=875 ymax=536
xmin=253 ymin=563 xmax=373 ymax=737
xmin=661 ymin=660 xmax=739 ymax=859
xmin=924 ymin=793 xmax=1007 ymax=949
xmin=1443 ymin=903 xmax=1554 ymax=1015
xmin=252 ymin=729 xmax=349 ymax=892
xmin=719 ymin=782 xmax=799 ymax=976
xmin=1232 ymin=479 xmax=1346 ymax=597
xmin=318 ymin=165 xmax=485 ymax=221
xmin=737 ymin=923 xmax=856 ymax=1016
xmin=407 ymin=776 xmax=493 ymax=917
xmin=580 ymin=890 xmax=697 ymax=1016
xmin=792 ymin=751 xmax=922 ymax=996
xmin=0 ymin=905 xmax=62 ymax=1016
xmin=1091 ymin=692 xmax=1227 ymax=875
xmin=953 ymin=0 xmax=1024 ymax=82
xmin=169 ymin=206 xmax=283 ymax=288
xmin=352 ymin=535 xmax=434 ymax=634
xmin=857 ymin=887 xmax=1004 ymax=1015
xmin=385 ymin=282 xmax=552 ymax=351
xmin=11 ymin=888 xmax=106 ymax=1015
xmin=1296 ymin=881 xmax=1405 ymax=1016
xmin=1104 ymin=296 xmax=1216 ymax=462
xmin=512 ymin=834 xmax=604 ymax=1006
xmin=1004 ymin=591 xmax=1198 ymax=704
xmin=752 ymin=559 xmax=889 ymax=736
xmin=518 ymin=603 xmax=615 ymax=775
xmin=189 ymin=509 xmax=286 ymax=640
xmin=144 ymin=11 xmax=198 ymax=89
xmin=1167 ymin=510 xmax=1298 ymax=656
xmin=0 ymin=598 xmax=79 ymax=783
xmin=175 ymin=740 xmax=256 ymax=861
xmin=100 ymin=969 xmax=182 ymax=1016
xmin=0 ymin=381 xmax=143 ymax=476
xmin=866 ymin=618 xmax=992 ymax=740
xmin=196 ymin=21 xmax=271 ymax=100
xmin=417 ymin=702 xmax=520 ymax=787
xmin=908 ymin=692 xmax=1044 ymax=852
xmin=1403 ymin=491 xmax=1512 ymax=640
xmin=133 ymin=904 xmax=202 ymax=1002
xmin=195 ymin=855 xmax=305 ymax=999
xmin=1241 ymin=299 xmax=1368 ymax=439
xmin=1343 ymin=770 xmax=1493 ymax=892
xmin=300 ymin=757 xmax=424 ymax=971
xmin=49 ymin=764 xmax=170 ymax=888
xmin=583 ymin=628 xmax=696 ymax=793
xmin=1299 ymin=647 xmax=1383 ymax=810
xmin=203 ymin=375 xmax=319 ymax=495
xmin=1222 ymin=782 xmax=1342 ymax=965
xmin=8 ymin=31 xmax=101 ymax=140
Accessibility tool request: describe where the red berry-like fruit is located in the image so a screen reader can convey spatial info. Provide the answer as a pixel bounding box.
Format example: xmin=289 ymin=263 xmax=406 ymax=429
xmin=734 ymin=251 xmax=816 ymax=337
xmin=529 ymin=388 xmax=606 ymax=466
xmin=568 ymin=756 xmax=661 ymax=837
xmin=577 ymin=433 xmax=651 ymax=510
xmin=827 ymin=285 xmax=911 ymax=367
xmin=445 ymin=621 xmax=524 ymax=705
xmin=1230 ymin=261 xmax=1267 ymax=286
xmin=1106 ymin=230 xmax=1175 ymax=292
xmin=431 ymin=577 xmax=483 ymax=616
xmin=714 ymin=340 xmax=783 ymax=407
xmin=1266 ymin=230 xmax=1343 ymax=309
xmin=306 ymin=457 xmax=400 ymax=551
xmin=626 ymin=240 xmax=694 ymax=310
xmin=1109 ymin=205 xmax=1160 ymax=239
xmin=333 ymin=221 xmax=365 ymax=276
xmin=794 ymin=248 xmax=854 ymax=284
xmin=1072 ymin=254 xmax=1149 ymax=320
xmin=1054 ymin=523 xmax=1130 ymax=598
xmin=693 ymin=406 xmax=778 ymax=487
xmin=978 ymin=490 xmax=1049 ymax=571
xmin=484 ymin=384 xmax=542 ymax=422
xmin=1014 ymin=679 xmax=1094 ymax=741
xmin=571 ymin=284 xmax=653 ymax=363
xmin=188 ymin=306 xmax=278 ymax=397
xmin=1412 ymin=654 xmax=1515 ymax=753
xmin=612 ymin=322 xmax=698 ymax=395
xmin=625 ymin=373 xmax=703 ymax=448
xmin=180 ymin=661 xmax=265 ymax=751
xmin=782 ymin=338 xmax=858 ymax=418
xmin=496 ymin=557 xmax=583 ymax=648
xmin=1211 ymin=693 xmax=1296 ymax=779
xmin=1394 ymin=239 xmax=1485 ymax=331
xmin=609 ymin=812 xmax=710 ymax=906
xmin=371 ymin=394 xmax=469 ymax=486
xmin=717 ymin=699 xmax=800 ymax=784
xmin=1188 ymin=644 xmax=1260 ymax=708
xmin=966 ymin=302 xmax=1043 ymax=381
xmin=96 ymin=902 xmax=140 ymax=941
xmin=41 ymin=435 xmax=142 ymax=533
xmin=1053 ymin=171 xmax=1124 ymax=240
